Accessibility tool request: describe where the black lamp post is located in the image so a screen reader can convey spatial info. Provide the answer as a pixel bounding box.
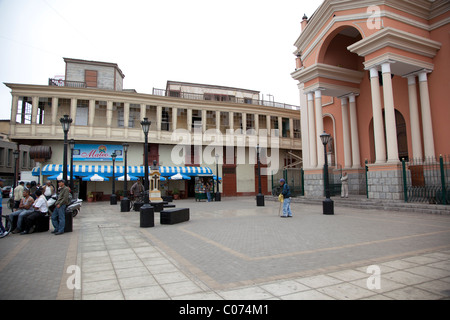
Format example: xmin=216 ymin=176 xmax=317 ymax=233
xmin=256 ymin=144 xmax=265 ymax=206
xmin=110 ymin=152 xmax=117 ymax=205
xmin=69 ymin=139 xmax=75 ymax=193
xmin=120 ymin=143 xmax=130 ymax=212
xmin=12 ymin=149 xmax=19 ymax=203
xmin=320 ymin=131 xmax=334 ymax=215
xmin=140 ymin=117 xmax=154 ymax=227
xmin=215 ymin=154 xmax=221 ymax=201
xmin=60 ymin=115 xmax=72 ymax=183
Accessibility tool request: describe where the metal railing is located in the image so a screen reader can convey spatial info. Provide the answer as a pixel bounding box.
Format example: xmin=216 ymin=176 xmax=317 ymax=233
xmin=48 ymin=78 xmax=86 ymax=88
xmin=402 ymin=155 xmax=449 ymax=205
xmin=152 ymin=88 xmax=300 ymax=111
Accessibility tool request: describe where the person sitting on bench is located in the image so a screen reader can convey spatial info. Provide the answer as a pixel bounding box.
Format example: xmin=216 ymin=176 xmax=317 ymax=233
xmin=21 ymin=190 xmax=48 ymax=235
xmin=10 ymin=189 xmax=35 ymax=234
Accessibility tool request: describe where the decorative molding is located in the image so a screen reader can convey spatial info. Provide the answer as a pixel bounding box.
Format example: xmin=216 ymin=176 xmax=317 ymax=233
xmin=348 ymin=27 xmax=442 ymax=58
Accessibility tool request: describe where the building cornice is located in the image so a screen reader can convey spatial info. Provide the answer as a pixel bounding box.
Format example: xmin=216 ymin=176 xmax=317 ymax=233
xmin=4 ymin=83 xmax=299 ymax=118
xmin=294 ymin=0 xmax=449 ymax=57
xmin=291 ymin=63 xmax=365 ymax=84
xmin=347 ymin=26 xmax=442 ymax=58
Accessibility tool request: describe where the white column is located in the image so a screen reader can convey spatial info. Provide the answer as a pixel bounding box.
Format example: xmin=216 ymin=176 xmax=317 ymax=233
xmin=349 ymin=95 xmax=361 ymax=168
xmin=202 ymin=109 xmax=207 ymax=132
xmin=156 ymin=106 xmax=162 ymax=139
xmin=31 ymin=96 xmax=39 ymax=136
xmin=307 ymin=92 xmax=317 ymax=168
xmin=299 ymin=85 xmax=310 ymax=169
xmin=106 ymin=101 xmax=113 ymax=138
xmin=341 ymin=97 xmax=352 ymax=168
xmin=51 ymin=97 xmax=58 ymax=136
xmin=407 ymin=76 xmax=423 ymax=159
xmin=173 ymin=107 xmax=178 ymax=131
xmin=381 ymin=62 xmax=399 ymax=163
xmin=418 ymin=71 xmax=435 ymax=158
xmin=289 ymin=118 xmax=294 ymax=139
xmin=88 ymin=99 xmax=95 ymax=137
xmin=124 ymin=102 xmax=130 ymax=139
xmin=369 ymin=67 xmax=386 ymax=163
xmin=314 ymin=90 xmax=324 ymax=167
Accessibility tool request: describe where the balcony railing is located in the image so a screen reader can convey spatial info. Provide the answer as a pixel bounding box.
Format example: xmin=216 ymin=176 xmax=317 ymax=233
xmin=48 ymin=78 xmax=86 ymax=88
xmin=152 ymin=88 xmax=300 ymax=110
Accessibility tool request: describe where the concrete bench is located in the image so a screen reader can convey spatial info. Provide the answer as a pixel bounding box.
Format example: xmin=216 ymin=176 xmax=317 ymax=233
xmin=11 ymin=213 xmax=49 ymax=233
xmin=160 ymin=208 xmax=190 ymax=225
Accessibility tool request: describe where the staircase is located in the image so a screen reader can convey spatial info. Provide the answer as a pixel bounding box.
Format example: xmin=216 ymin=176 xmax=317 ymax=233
xmin=267 ymin=195 xmax=450 ymax=215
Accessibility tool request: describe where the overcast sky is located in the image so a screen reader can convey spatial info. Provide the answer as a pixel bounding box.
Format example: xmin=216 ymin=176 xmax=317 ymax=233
xmin=0 ymin=0 xmax=323 ymax=120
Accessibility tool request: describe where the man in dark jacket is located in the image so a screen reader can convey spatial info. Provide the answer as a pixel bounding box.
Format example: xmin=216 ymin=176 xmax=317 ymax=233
xmin=280 ymin=179 xmax=292 ymax=218
xmin=51 ymin=180 xmax=70 ymax=235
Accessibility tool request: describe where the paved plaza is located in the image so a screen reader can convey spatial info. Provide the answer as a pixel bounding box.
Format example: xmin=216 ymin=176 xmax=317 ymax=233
xmin=1 ymin=196 xmax=450 ymax=300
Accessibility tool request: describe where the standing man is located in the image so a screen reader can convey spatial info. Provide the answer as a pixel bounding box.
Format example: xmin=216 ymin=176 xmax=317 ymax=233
xmin=340 ymin=172 xmax=349 ymax=198
xmin=279 ymin=179 xmax=292 ymax=218
xmin=0 ymin=178 xmax=8 ymax=237
xmin=51 ymin=180 xmax=70 ymax=235
xmin=130 ymin=179 xmax=144 ymax=201
xmin=13 ymin=181 xmax=25 ymax=210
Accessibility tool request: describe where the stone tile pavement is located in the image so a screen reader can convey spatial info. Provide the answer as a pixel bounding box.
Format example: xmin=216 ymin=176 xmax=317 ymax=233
xmin=0 ymin=196 xmax=449 ymax=300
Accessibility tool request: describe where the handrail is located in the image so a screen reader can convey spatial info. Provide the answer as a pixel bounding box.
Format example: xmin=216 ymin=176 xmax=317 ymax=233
xmin=152 ymin=88 xmax=300 ymax=110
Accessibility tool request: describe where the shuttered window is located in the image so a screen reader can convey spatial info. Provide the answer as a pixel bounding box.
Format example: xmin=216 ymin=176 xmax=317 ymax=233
xmin=85 ymin=70 xmax=98 ymax=88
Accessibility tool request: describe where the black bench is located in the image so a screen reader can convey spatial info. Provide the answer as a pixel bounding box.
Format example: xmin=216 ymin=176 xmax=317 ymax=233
xmin=11 ymin=213 xmax=49 ymax=233
xmin=160 ymin=208 xmax=190 ymax=225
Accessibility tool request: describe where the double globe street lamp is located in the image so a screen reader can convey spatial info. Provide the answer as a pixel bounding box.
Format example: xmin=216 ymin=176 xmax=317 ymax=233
xmin=140 ymin=118 xmax=154 ymax=228
xmin=60 ymin=115 xmax=73 ymax=183
xmin=320 ymin=131 xmax=334 ymax=215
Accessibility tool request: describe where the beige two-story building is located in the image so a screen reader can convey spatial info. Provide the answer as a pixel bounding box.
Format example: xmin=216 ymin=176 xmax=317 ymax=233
xmin=5 ymin=58 xmax=301 ymax=200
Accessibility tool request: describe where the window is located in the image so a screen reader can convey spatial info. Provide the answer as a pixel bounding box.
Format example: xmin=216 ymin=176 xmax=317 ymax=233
xmin=220 ymin=112 xmax=229 ymax=133
xmin=192 ymin=110 xmax=202 ymax=130
xmin=246 ymin=114 xmax=254 ymax=131
xmin=293 ymin=119 xmax=301 ymax=138
xmin=75 ymin=100 xmax=89 ymax=126
xmin=0 ymin=148 xmax=4 ymax=165
xmin=169 ymin=90 xmax=180 ymax=98
xmin=37 ymin=97 xmax=52 ymax=125
xmin=161 ymin=107 xmax=171 ymax=131
xmin=16 ymin=97 xmax=32 ymax=124
xmin=177 ymin=108 xmax=188 ymax=130
xmin=85 ymin=70 xmax=98 ymax=88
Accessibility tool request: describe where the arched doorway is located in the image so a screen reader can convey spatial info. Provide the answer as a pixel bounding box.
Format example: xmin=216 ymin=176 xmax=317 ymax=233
xmin=369 ymin=109 xmax=408 ymax=162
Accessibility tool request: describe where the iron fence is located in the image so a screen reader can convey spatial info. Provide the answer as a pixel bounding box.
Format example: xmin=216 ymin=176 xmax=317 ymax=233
xmin=402 ymin=155 xmax=449 ymax=205
xmin=271 ymin=168 xmax=304 ymax=197
xmin=152 ymin=88 xmax=300 ymax=111
xmin=48 ymin=78 xmax=86 ymax=88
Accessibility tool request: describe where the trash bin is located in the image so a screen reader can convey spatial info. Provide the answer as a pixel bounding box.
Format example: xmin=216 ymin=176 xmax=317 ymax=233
xmin=140 ymin=204 xmax=154 ymax=228
xmin=64 ymin=210 xmax=73 ymax=232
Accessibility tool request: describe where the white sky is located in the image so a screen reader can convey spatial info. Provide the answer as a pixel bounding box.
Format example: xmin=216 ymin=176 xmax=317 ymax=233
xmin=0 ymin=0 xmax=323 ymax=120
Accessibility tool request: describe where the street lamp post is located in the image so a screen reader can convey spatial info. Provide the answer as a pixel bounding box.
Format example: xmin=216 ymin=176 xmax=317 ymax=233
xmin=215 ymin=154 xmax=221 ymax=201
xmin=140 ymin=118 xmax=154 ymax=228
xmin=120 ymin=143 xmax=130 ymax=212
xmin=320 ymin=131 xmax=334 ymax=215
xmin=12 ymin=149 xmax=19 ymax=203
xmin=256 ymin=144 xmax=265 ymax=206
xmin=60 ymin=115 xmax=72 ymax=183
xmin=110 ymin=152 xmax=117 ymax=205
xmin=69 ymin=139 xmax=75 ymax=193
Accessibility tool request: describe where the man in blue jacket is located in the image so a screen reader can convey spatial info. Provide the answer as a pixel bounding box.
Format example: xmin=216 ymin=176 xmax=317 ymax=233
xmin=280 ymin=179 xmax=292 ymax=218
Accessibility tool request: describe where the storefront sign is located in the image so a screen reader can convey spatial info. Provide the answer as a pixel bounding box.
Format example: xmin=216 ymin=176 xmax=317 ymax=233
xmin=73 ymin=144 xmax=123 ymax=162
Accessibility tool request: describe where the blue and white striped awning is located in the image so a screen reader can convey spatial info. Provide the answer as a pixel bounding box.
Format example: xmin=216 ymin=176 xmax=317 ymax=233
xmin=35 ymin=164 xmax=213 ymax=178
xmin=159 ymin=166 xmax=213 ymax=176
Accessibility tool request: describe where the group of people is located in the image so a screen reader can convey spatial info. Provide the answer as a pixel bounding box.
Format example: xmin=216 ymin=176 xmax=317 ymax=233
xmin=0 ymin=179 xmax=71 ymax=237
